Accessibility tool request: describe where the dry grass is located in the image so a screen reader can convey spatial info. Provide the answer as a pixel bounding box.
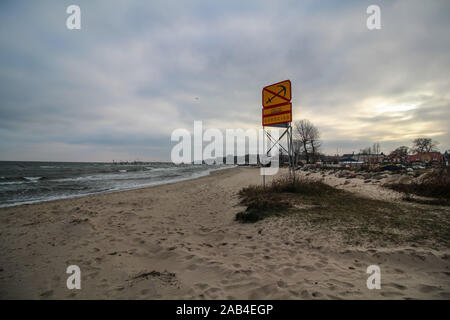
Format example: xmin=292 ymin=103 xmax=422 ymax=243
xmin=236 ymin=175 xmax=450 ymax=247
xmin=385 ymin=168 xmax=450 ymax=201
xmin=236 ymin=176 xmax=337 ymax=223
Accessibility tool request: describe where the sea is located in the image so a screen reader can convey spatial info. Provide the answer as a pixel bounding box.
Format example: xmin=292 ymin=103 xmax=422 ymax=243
xmin=0 ymin=161 xmax=229 ymax=208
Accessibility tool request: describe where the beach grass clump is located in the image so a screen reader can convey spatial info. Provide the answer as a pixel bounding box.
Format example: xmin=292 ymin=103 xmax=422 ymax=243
xmin=385 ymin=168 xmax=450 ymax=202
xmin=236 ymin=175 xmax=339 ymax=223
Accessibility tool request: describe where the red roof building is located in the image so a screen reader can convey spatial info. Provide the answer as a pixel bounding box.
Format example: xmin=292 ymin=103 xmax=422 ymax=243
xmin=408 ymin=152 xmax=443 ymax=163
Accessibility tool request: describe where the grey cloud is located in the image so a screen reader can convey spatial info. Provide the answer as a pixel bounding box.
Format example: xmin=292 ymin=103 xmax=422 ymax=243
xmin=0 ymin=0 xmax=449 ymax=161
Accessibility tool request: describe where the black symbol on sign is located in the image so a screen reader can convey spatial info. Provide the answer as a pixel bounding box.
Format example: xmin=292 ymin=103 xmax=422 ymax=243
xmin=266 ymin=85 xmax=287 ymax=104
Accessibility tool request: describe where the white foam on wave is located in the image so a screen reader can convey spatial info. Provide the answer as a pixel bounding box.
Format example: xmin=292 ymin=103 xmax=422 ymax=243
xmin=0 ymin=165 xmax=233 ymax=208
xmin=23 ymin=177 xmax=42 ymax=182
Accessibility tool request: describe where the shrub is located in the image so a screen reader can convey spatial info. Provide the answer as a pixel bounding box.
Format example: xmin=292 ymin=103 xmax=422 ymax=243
xmin=386 ymin=168 xmax=450 ymax=200
xmin=236 ymin=175 xmax=338 ymax=222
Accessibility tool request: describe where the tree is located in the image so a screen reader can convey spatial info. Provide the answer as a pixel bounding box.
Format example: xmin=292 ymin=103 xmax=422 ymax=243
xmin=411 ymin=138 xmax=439 ymax=153
xmin=293 ymin=119 xmax=321 ymax=164
xmin=309 ymin=125 xmax=321 ymax=163
xmin=360 ymin=147 xmax=371 ymax=155
xmin=390 ymin=146 xmax=409 ymax=157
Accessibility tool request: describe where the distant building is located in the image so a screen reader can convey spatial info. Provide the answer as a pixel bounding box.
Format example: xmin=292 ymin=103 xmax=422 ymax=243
xmin=320 ymin=155 xmax=339 ymax=165
xmin=339 ymin=156 xmax=358 ymax=163
xmin=389 ymin=154 xmax=408 ymax=164
xmin=338 ymin=153 xmax=385 ymax=165
xmin=408 ymin=152 xmax=443 ymax=164
xmin=357 ymin=153 xmax=385 ymax=164
xmin=338 ymin=153 xmax=362 ymax=167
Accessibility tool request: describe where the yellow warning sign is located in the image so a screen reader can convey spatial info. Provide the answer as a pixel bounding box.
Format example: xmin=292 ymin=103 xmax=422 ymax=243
xmin=263 ymin=103 xmax=292 ymax=116
xmin=262 ymin=80 xmax=291 ymax=108
xmin=262 ymin=107 xmax=292 ymax=126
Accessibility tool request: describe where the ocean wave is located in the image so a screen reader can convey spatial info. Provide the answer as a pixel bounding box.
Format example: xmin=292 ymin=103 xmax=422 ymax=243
xmin=0 ymin=165 xmax=232 ymax=208
xmin=23 ymin=176 xmax=44 ymax=181
xmin=0 ymin=181 xmax=25 ymax=186
xmin=0 ymin=176 xmax=47 ymax=185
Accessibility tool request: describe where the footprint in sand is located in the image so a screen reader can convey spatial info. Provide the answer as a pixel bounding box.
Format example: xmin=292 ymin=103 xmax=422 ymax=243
xmin=281 ymin=267 xmax=296 ymax=277
xmin=195 ymin=283 xmax=209 ymax=290
xmin=314 ymin=262 xmax=326 ymax=268
xmin=40 ymin=290 xmax=54 ymax=298
xmin=300 ymin=290 xmax=310 ymax=299
xmin=386 ymin=283 xmax=407 ymax=291
xmin=418 ymin=284 xmax=440 ymax=293
xmin=300 ymin=265 xmax=315 ymax=272
xmin=248 ymin=284 xmax=279 ymax=299
xmin=186 ymin=264 xmax=197 ymax=271
xmin=381 ymin=291 xmax=404 ymax=297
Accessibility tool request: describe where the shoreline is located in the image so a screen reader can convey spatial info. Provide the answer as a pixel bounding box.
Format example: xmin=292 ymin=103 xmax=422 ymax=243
xmin=0 ymin=165 xmax=236 ymax=209
xmin=0 ymin=167 xmax=449 ymax=299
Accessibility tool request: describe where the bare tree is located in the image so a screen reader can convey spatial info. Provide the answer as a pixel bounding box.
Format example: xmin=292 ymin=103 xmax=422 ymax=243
xmin=293 ymin=119 xmax=321 ymax=164
xmin=309 ymin=125 xmax=321 ymax=163
xmin=411 ymin=138 xmax=439 ymax=153
xmin=390 ymin=146 xmax=409 ymax=157
xmin=360 ymin=147 xmax=371 ymax=155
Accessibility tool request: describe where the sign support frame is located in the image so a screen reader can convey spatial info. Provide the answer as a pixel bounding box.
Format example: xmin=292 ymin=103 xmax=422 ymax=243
xmin=262 ymin=123 xmax=295 ymax=186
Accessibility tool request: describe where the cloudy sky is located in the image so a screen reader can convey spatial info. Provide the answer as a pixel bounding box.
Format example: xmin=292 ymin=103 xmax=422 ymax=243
xmin=1 ymin=0 xmax=449 ymax=161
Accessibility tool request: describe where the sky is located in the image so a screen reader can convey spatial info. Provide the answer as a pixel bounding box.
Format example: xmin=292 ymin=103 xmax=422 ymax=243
xmin=0 ymin=0 xmax=449 ymax=162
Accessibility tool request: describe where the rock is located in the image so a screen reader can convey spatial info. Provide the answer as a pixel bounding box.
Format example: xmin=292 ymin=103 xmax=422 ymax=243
xmin=336 ymin=170 xmax=350 ymax=178
xmin=397 ymin=176 xmax=413 ymax=184
xmin=385 ymin=174 xmax=400 ymax=183
xmin=416 ymin=172 xmax=430 ymax=184
xmin=372 ymin=174 xmax=387 ymax=180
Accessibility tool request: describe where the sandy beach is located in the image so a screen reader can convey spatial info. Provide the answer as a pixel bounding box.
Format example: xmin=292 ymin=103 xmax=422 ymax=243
xmin=0 ymin=167 xmax=449 ymax=299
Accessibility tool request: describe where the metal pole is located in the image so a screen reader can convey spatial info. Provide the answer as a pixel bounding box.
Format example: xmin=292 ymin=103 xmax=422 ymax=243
xmin=291 ymin=125 xmax=295 ymax=183
xmin=286 ymin=124 xmax=292 ymax=181
xmin=262 ymin=127 xmax=265 ymax=189
xmin=290 ymin=125 xmax=293 ymax=181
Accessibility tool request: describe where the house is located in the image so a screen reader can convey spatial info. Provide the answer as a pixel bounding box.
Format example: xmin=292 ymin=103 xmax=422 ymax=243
xmin=339 ymin=153 xmax=363 ymax=167
xmin=408 ymin=152 xmax=443 ymax=164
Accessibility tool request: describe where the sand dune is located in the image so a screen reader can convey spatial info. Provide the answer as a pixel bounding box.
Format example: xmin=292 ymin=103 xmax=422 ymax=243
xmin=0 ymin=167 xmax=449 ymax=299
